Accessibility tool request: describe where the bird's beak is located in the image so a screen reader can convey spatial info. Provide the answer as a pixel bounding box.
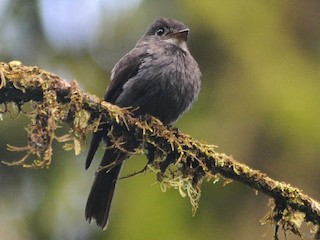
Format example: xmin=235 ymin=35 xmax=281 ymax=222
xmin=169 ymin=28 xmax=189 ymax=42
xmin=163 ymin=28 xmax=190 ymax=51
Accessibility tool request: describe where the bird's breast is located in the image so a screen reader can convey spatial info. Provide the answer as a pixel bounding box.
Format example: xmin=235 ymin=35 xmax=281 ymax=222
xmin=116 ymin=43 xmax=201 ymax=125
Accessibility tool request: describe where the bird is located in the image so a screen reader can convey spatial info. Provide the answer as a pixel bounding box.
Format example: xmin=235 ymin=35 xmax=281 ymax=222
xmin=85 ymin=17 xmax=201 ymax=230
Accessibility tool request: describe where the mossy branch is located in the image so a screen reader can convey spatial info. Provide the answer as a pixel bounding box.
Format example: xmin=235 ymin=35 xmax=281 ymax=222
xmin=1 ymin=61 xmax=320 ymax=239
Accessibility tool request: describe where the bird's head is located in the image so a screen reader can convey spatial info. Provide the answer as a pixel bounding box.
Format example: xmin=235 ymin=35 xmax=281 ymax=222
xmin=143 ymin=18 xmax=190 ymax=52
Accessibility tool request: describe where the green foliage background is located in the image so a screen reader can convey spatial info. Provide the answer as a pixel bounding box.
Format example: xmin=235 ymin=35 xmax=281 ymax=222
xmin=1 ymin=1 xmax=320 ymax=239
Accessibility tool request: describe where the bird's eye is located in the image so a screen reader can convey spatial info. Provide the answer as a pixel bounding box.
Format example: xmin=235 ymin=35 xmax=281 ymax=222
xmin=156 ymin=27 xmax=165 ymax=36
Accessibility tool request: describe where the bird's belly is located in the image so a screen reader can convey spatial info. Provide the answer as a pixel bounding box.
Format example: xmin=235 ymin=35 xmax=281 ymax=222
xmin=132 ymin=84 xmax=194 ymax=125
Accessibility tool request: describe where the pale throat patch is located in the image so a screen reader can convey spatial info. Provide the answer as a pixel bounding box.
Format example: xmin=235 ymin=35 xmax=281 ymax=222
xmin=164 ymin=38 xmax=189 ymax=52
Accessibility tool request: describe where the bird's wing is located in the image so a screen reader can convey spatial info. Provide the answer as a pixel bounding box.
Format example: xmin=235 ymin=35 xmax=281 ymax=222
xmin=85 ymin=44 xmax=147 ymax=169
xmin=104 ymin=44 xmax=148 ymax=103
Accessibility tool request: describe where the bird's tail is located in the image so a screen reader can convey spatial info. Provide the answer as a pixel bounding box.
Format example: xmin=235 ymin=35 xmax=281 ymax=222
xmin=85 ymin=149 xmax=127 ymax=230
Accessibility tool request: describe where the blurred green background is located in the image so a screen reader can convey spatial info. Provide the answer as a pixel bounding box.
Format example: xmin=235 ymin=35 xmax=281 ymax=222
xmin=1 ymin=0 xmax=320 ymax=239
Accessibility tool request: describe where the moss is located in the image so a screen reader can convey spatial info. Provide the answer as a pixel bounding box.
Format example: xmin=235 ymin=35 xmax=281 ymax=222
xmin=1 ymin=61 xmax=320 ymax=238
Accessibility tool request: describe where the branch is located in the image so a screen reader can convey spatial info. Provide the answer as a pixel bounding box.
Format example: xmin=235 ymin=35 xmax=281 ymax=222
xmin=1 ymin=61 xmax=319 ymax=239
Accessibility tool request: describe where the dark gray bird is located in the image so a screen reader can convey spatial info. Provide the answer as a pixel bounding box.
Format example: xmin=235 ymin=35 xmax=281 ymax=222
xmin=85 ymin=17 xmax=201 ymax=230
